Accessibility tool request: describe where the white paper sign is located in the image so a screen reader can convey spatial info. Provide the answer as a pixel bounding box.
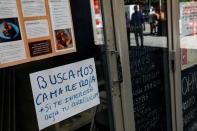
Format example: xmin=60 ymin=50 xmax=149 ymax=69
xmin=180 ymin=2 xmax=197 ymax=37
xmin=25 ymin=20 xmax=49 ymax=39
xmin=30 ymin=58 xmax=100 ymax=130
xmin=21 ymin=0 xmax=46 ymax=17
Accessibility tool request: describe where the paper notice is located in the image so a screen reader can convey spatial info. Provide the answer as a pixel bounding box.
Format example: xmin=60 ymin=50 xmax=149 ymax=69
xmin=49 ymin=0 xmax=72 ymax=30
xmin=30 ymin=58 xmax=100 ymax=130
xmin=0 ymin=0 xmax=26 ymax=64
xmin=0 ymin=41 xmax=26 ymax=64
xmin=21 ymin=0 xmax=46 ymax=17
xmin=25 ymin=20 xmax=50 ymax=39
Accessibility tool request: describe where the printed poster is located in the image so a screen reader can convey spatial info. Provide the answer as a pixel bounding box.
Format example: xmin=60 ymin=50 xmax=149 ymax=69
xmin=49 ymin=0 xmax=76 ymax=51
xmin=21 ymin=0 xmax=46 ymax=17
xmin=0 ymin=0 xmax=26 ymax=64
xmin=0 ymin=0 xmax=76 ymax=68
xmin=30 ymin=58 xmax=100 ymax=130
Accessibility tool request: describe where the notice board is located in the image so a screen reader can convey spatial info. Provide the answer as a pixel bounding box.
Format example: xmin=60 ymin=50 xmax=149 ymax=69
xmin=182 ymin=65 xmax=197 ymax=131
xmin=14 ymin=0 xmax=102 ymax=130
xmin=0 ymin=0 xmax=76 ymax=68
xmin=130 ymin=47 xmax=168 ymax=131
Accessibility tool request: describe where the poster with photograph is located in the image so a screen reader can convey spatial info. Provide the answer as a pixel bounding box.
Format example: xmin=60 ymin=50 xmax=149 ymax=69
xmin=0 ymin=18 xmax=22 ymax=43
xmin=49 ymin=0 xmax=76 ymax=51
xmin=55 ymin=29 xmax=73 ymax=50
xmin=180 ymin=2 xmax=197 ymax=49
xmin=0 ymin=0 xmax=76 ymax=68
xmin=0 ymin=0 xmax=26 ymax=65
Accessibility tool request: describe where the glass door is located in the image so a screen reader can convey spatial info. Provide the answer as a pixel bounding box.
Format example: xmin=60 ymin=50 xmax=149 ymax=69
xmin=0 ymin=0 xmax=120 ymax=131
xmin=118 ymin=0 xmax=173 ymax=130
xmin=178 ymin=0 xmax=197 ymax=131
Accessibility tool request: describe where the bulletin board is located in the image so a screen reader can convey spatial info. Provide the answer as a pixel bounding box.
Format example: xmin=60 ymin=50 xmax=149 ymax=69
xmin=0 ymin=0 xmax=76 ymax=68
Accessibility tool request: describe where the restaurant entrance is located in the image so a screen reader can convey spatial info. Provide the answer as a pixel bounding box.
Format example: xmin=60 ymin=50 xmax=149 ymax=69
xmin=2 ymin=0 xmax=197 ymax=131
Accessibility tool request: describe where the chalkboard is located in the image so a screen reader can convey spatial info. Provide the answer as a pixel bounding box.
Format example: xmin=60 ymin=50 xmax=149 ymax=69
xmin=182 ymin=65 xmax=197 ymax=131
xmin=130 ymin=46 xmax=168 ymax=131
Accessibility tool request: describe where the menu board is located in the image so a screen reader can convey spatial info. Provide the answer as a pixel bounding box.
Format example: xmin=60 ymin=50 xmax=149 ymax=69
xmin=182 ymin=65 xmax=197 ymax=131
xmin=130 ymin=47 xmax=167 ymax=131
xmin=0 ymin=0 xmax=76 ymax=68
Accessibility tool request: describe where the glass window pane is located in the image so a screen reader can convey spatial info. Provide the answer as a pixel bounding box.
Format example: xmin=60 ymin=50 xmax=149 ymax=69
xmin=179 ymin=1 xmax=197 ymax=131
xmin=124 ymin=0 xmax=172 ymax=130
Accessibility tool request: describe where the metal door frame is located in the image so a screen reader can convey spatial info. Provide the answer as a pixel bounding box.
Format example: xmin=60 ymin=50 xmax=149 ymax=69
xmin=101 ymin=0 xmax=127 ymax=131
xmin=101 ymin=0 xmax=183 ymax=131
xmin=171 ymin=0 xmax=184 ymax=131
xmin=101 ymin=0 xmax=140 ymax=130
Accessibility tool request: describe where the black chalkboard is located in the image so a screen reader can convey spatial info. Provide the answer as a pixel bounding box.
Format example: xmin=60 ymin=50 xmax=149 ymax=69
xmin=182 ymin=65 xmax=197 ymax=131
xmin=130 ymin=46 xmax=169 ymax=131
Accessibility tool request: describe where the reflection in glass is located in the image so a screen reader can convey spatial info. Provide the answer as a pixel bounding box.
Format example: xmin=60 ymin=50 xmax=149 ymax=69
xmin=125 ymin=0 xmax=171 ymax=130
xmin=180 ymin=1 xmax=197 ymax=131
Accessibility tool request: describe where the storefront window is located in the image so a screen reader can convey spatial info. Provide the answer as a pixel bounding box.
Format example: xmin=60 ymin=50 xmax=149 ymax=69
xmin=124 ymin=0 xmax=172 ymax=130
xmin=179 ymin=0 xmax=197 ymax=131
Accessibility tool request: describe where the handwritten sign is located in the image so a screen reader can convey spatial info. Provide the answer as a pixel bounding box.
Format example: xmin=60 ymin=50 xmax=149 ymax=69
xmin=182 ymin=65 xmax=197 ymax=131
xmin=130 ymin=47 xmax=167 ymax=130
xmin=30 ymin=58 xmax=100 ymax=130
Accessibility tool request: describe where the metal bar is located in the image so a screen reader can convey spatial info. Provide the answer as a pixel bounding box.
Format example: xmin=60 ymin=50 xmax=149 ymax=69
xmin=100 ymin=0 xmax=125 ymax=130
xmin=110 ymin=0 xmax=136 ymax=131
xmin=171 ymin=0 xmax=183 ymax=131
xmin=166 ymin=0 xmax=177 ymax=130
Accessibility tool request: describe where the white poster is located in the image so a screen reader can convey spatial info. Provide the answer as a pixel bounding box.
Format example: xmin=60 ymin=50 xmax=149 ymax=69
xmin=30 ymin=58 xmax=100 ymax=130
xmin=25 ymin=20 xmax=49 ymax=39
xmin=0 ymin=41 xmax=26 ymax=64
xmin=49 ymin=0 xmax=75 ymax=51
xmin=0 ymin=0 xmax=26 ymax=64
xmin=21 ymin=0 xmax=46 ymax=17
